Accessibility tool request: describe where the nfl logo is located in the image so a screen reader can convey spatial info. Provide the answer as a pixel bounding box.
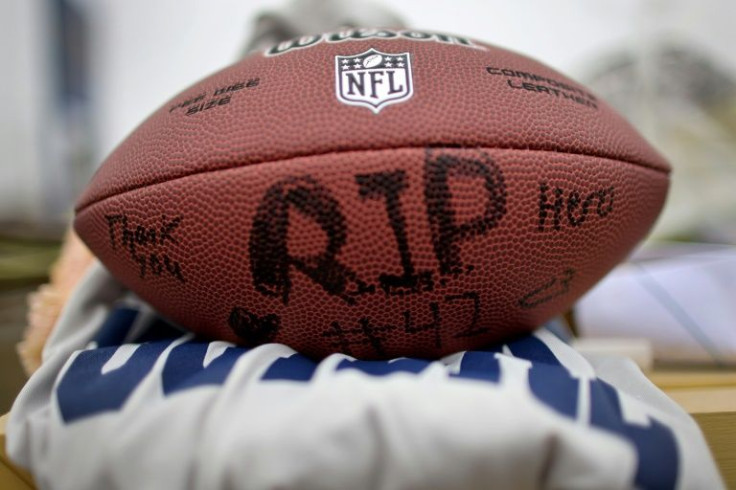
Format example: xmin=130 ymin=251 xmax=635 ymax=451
xmin=335 ymin=49 xmax=413 ymax=114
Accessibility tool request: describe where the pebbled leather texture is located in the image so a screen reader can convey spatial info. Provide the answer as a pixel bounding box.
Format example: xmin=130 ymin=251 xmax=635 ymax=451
xmin=75 ymin=31 xmax=670 ymax=359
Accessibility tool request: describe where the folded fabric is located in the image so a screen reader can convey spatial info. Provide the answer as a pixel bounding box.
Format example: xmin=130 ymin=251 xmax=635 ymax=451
xmin=7 ymin=263 xmax=723 ymax=489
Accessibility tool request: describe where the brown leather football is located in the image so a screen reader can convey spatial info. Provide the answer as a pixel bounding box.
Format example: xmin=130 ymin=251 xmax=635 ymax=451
xmin=74 ymin=29 xmax=670 ymax=359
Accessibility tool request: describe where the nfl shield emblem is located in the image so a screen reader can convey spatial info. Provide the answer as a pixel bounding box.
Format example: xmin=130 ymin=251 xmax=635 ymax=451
xmin=335 ymin=49 xmax=413 ymax=113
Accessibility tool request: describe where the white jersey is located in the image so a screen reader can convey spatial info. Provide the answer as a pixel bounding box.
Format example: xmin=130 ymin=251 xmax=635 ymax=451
xmin=7 ymin=263 xmax=723 ymax=489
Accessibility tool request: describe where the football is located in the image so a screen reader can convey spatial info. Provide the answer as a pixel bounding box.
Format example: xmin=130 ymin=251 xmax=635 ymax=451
xmin=74 ymin=29 xmax=670 ymax=359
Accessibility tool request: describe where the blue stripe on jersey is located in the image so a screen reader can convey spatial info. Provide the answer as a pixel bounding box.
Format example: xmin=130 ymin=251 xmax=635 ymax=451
xmin=55 ymin=305 xmax=679 ymax=489
xmin=451 ymin=351 xmax=500 ymax=383
xmin=162 ymin=342 xmax=246 ymax=395
xmin=57 ymin=340 xmax=173 ymax=422
xmin=336 ymin=358 xmax=429 ymax=375
xmin=93 ymin=307 xmax=139 ymax=347
xmin=590 ymin=379 xmax=678 ymax=489
xmin=507 ymin=335 xmax=578 ymax=417
xmin=262 ymin=354 xmax=318 ymax=381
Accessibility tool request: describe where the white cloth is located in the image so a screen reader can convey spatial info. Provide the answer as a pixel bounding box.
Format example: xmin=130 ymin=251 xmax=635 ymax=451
xmin=576 ymin=244 xmax=736 ymax=365
xmin=7 ymin=262 xmax=723 ymax=489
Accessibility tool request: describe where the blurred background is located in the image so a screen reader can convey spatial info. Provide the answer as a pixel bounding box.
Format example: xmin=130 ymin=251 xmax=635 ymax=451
xmin=1 ymin=0 xmax=736 ymax=412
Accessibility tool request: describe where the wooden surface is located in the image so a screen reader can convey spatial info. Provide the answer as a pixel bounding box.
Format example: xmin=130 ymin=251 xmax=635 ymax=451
xmin=0 ymin=414 xmax=35 ymax=490
xmin=649 ymin=369 xmax=736 ymax=391
xmin=694 ymin=412 xmax=736 ymax=489
xmin=650 ymin=369 xmax=736 ymax=488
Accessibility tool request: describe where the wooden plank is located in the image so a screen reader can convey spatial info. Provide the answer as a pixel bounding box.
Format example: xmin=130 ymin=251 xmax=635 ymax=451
xmin=663 ymin=387 xmax=736 ymax=414
xmin=692 ymin=412 xmax=736 ymax=489
xmin=0 ymin=414 xmax=35 ymax=489
xmin=650 ymin=369 xmax=736 ymax=390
